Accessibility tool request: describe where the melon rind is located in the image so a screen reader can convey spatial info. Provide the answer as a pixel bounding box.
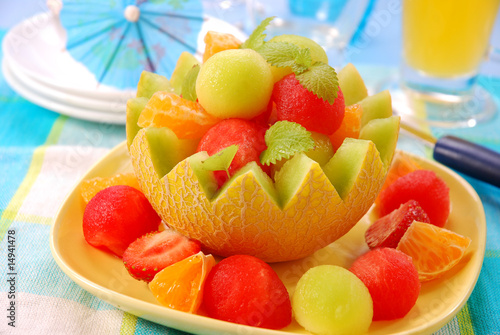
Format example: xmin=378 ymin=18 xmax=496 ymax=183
xmin=129 ymin=130 xmax=169 ymax=216
xmin=130 ymin=128 xmax=386 ymax=262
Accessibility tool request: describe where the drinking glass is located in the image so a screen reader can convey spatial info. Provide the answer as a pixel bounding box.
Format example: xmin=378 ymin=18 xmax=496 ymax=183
xmin=202 ymin=0 xmax=249 ymax=31
xmin=393 ymin=0 xmax=500 ymax=128
xmin=247 ymin=0 xmax=371 ymax=68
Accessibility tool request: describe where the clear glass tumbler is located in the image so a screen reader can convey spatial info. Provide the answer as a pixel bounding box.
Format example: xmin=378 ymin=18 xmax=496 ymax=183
xmin=396 ymin=0 xmax=500 ymax=127
xmin=247 ymin=0 xmax=371 ymax=68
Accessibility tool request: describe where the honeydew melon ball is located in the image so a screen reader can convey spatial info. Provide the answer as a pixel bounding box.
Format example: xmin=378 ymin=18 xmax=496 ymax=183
xmin=268 ymin=34 xmax=328 ymax=82
xmin=293 ymin=265 xmax=373 ymax=335
xmin=196 ymin=49 xmax=273 ymax=119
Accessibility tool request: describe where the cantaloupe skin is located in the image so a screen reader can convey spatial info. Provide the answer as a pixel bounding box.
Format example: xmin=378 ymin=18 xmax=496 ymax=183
xmin=129 ymin=128 xmax=387 ymax=262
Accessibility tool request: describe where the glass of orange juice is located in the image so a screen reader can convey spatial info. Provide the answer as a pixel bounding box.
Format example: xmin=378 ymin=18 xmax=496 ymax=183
xmin=396 ymin=0 xmax=500 ymax=127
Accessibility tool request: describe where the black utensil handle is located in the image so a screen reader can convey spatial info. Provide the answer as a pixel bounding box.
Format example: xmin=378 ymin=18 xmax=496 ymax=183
xmin=433 ymin=135 xmax=500 ymax=188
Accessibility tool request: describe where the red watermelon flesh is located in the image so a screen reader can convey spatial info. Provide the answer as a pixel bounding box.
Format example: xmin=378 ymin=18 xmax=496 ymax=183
xmin=203 ymin=254 xmax=292 ymax=329
xmin=377 ymin=169 xmax=450 ymax=227
xmin=349 ymin=248 xmax=420 ymax=321
xmin=272 ymin=74 xmax=345 ymax=136
xmin=197 ymin=119 xmax=270 ymax=188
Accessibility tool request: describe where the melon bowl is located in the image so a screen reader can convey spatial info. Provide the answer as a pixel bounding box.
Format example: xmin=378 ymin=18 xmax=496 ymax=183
xmin=127 ymin=90 xmax=400 ymax=262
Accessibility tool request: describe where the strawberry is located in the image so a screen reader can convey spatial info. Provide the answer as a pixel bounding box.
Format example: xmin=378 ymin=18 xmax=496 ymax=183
xmin=123 ymin=230 xmax=201 ymax=282
xmin=365 ymin=199 xmax=430 ymax=249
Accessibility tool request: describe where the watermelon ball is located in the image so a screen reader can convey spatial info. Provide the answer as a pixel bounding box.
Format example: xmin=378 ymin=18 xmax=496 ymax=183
xmin=203 ymin=255 xmax=292 ymax=330
xmin=366 ymin=199 xmax=431 ymax=249
xmin=83 ymin=185 xmax=161 ymax=257
xmin=349 ymin=248 xmax=421 ymax=321
xmin=251 ymin=99 xmax=275 ymax=127
xmin=378 ymin=169 xmax=450 ymax=227
xmin=272 ymin=73 xmax=345 ymax=135
xmin=197 ymin=118 xmax=270 ymax=187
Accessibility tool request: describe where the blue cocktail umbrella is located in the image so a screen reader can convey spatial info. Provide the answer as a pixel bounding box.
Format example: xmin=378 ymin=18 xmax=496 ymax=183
xmin=60 ymin=0 xmax=204 ymax=89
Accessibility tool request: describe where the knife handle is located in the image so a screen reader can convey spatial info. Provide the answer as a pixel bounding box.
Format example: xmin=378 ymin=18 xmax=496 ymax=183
xmin=433 ymin=135 xmax=500 ymax=188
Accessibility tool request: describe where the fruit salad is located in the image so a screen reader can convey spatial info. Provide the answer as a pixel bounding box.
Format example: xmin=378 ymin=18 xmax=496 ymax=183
xmin=127 ymin=17 xmax=400 ymax=263
xmin=79 ymin=17 xmax=472 ymax=334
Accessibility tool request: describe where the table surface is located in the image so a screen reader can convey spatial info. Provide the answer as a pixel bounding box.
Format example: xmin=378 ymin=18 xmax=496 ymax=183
xmin=1 ymin=1 xmax=500 ymax=334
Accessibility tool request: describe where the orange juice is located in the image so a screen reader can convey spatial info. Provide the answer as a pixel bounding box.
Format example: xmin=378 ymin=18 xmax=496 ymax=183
xmin=403 ymin=0 xmax=500 ymax=78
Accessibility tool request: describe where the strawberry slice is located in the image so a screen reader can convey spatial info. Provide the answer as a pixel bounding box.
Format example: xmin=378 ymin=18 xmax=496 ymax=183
xmin=123 ymin=230 xmax=201 ymax=282
xmin=365 ymin=200 xmax=430 ymax=249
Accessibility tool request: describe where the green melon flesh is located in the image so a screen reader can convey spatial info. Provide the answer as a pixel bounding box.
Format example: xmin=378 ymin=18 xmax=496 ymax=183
xmin=143 ymin=127 xmax=199 ymax=179
xmin=306 ymin=132 xmax=335 ymax=166
xmin=271 ymin=131 xmax=334 ymax=178
xmin=270 ymin=35 xmax=329 ymax=63
xmin=293 ymin=265 xmax=373 ymax=335
xmin=126 ymin=97 xmax=148 ymax=148
xmin=338 ymin=63 xmax=368 ymax=106
xmin=268 ymin=34 xmax=329 ymax=82
xmin=275 ymin=153 xmax=318 ymax=208
xmin=323 ymin=139 xmax=373 ymax=199
xmin=141 ymin=113 xmax=398 ymax=208
xmin=359 ymin=90 xmax=393 ymax=128
xmin=213 ymin=161 xmax=279 ymax=205
xmin=170 ymin=52 xmax=201 ymax=95
xmin=359 ymin=115 xmax=400 ymax=168
xmin=187 ymin=151 xmax=219 ymax=199
xmin=136 ymin=71 xmax=172 ymax=99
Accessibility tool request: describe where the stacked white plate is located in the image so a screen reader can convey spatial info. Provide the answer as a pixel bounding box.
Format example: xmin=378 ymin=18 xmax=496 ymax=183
xmin=2 ymin=11 xmax=246 ymax=124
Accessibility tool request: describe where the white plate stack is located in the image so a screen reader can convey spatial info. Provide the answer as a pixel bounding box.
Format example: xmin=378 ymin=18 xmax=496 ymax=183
xmin=2 ymin=11 xmax=246 ymax=124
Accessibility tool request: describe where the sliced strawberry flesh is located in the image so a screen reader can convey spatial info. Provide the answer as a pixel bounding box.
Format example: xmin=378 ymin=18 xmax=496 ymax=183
xmin=123 ymin=230 xmax=201 ymax=282
xmin=366 ymin=200 xmax=430 ymax=249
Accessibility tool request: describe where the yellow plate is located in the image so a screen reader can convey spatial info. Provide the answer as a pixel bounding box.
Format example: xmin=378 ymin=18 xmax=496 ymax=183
xmin=50 ymin=142 xmax=486 ymax=335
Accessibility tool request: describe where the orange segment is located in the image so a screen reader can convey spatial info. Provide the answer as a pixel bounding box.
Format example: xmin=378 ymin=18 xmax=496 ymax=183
xmin=396 ymin=221 xmax=471 ymax=282
xmin=149 ymin=252 xmax=215 ymax=313
xmin=80 ymin=173 xmax=140 ymax=204
xmin=137 ymin=92 xmax=220 ymax=139
xmin=329 ymin=104 xmax=362 ymax=152
xmin=380 ymin=151 xmax=422 ymax=193
xmin=203 ymin=31 xmax=242 ymax=63
xmin=374 ymin=151 xmax=422 ymax=211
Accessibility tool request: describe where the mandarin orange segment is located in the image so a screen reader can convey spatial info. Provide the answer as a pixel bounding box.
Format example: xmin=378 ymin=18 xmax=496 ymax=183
xmin=396 ymin=221 xmax=471 ymax=282
xmin=374 ymin=151 xmax=423 ymax=214
xmin=149 ymin=252 xmax=215 ymax=313
xmin=137 ymin=91 xmax=220 ymax=140
xmin=203 ymin=31 xmax=242 ymax=63
xmin=80 ymin=173 xmax=141 ymax=204
xmin=380 ymin=151 xmax=422 ymax=194
xmin=329 ymin=104 xmax=362 ymax=152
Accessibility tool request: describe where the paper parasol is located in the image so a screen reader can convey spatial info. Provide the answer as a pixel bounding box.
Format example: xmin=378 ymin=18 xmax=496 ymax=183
xmin=59 ymin=0 xmax=204 ymax=89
